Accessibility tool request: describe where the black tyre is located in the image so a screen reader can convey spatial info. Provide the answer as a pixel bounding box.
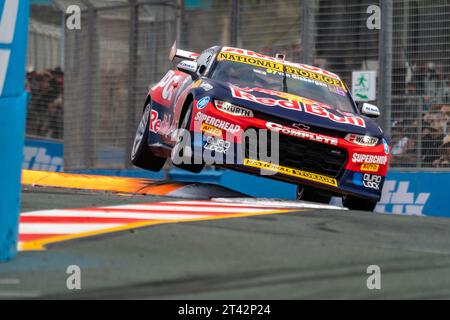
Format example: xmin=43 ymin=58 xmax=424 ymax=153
xmin=342 ymin=195 xmax=377 ymax=212
xmin=296 ymin=185 xmax=332 ymax=204
xmin=172 ymin=102 xmax=205 ymax=173
xmin=130 ymin=104 xmax=166 ymax=171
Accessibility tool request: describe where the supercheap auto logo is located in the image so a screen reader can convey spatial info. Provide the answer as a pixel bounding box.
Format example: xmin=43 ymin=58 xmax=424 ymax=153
xmin=352 ymin=153 xmax=388 ymax=165
xmin=361 ymin=163 xmax=380 ymax=172
xmin=244 ymin=158 xmax=338 ymax=187
xmin=194 ymin=112 xmax=241 ymax=134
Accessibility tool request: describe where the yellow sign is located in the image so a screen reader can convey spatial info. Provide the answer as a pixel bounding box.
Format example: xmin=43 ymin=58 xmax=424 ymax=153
xmin=285 ymin=66 xmax=346 ymax=91
xmin=361 ymin=163 xmax=380 ymax=172
xmin=201 ymin=123 xmax=223 ymax=137
xmin=217 ymin=52 xmax=283 ymax=72
xmin=218 ymin=52 xmax=347 ymax=91
xmin=244 ymin=158 xmax=338 ymax=187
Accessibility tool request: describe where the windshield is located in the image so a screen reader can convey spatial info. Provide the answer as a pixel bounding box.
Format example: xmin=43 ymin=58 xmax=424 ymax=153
xmin=211 ymin=53 xmax=356 ymax=113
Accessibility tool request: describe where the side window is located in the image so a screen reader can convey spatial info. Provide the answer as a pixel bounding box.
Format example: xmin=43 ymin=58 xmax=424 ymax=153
xmin=196 ymin=48 xmax=218 ymax=76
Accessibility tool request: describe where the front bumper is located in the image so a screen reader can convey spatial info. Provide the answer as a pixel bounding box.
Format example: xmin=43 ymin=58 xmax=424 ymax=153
xmin=190 ymin=98 xmax=390 ymax=202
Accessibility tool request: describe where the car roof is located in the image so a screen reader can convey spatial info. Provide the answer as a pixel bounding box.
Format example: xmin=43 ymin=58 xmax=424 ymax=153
xmin=219 ymin=46 xmax=342 ymax=81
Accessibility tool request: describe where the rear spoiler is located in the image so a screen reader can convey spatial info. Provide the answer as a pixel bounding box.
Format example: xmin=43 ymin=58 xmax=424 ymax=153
xmin=168 ymin=41 xmax=199 ymax=62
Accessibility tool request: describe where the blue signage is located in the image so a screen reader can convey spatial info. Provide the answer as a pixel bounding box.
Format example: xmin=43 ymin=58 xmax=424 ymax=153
xmin=376 ymin=171 xmax=450 ymax=218
xmin=23 ymin=138 xmax=64 ymax=172
xmin=0 ymin=0 xmax=30 ymax=261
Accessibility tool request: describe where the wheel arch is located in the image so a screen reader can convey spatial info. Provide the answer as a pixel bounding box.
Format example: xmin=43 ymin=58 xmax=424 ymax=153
xmin=178 ymin=93 xmax=195 ymax=128
xmin=143 ymin=95 xmax=152 ymax=112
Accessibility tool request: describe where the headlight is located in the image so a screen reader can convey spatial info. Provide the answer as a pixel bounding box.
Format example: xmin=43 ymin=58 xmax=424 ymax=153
xmin=214 ymin=100 xmax=254 ymax=117
xmin=345 ymin=134 xmax=379 ymax=147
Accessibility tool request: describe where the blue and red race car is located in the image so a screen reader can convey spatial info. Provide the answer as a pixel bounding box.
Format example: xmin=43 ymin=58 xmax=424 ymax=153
xmin=131 ymin=42 xmax=390 ymax=211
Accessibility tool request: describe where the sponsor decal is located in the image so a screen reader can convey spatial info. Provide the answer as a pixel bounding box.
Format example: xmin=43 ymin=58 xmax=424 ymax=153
xmin=345 ymin=134 xmax=379 ymax=147
xmin=361 ymin=163 xmax=380 ymax=172
xmin=23 ymin=141 xmax=63 ymax=172
xmin=302 ymin=103 xmax=365 ymax=127
xmin=201 ymin=123 xmax=223 ymax=137
xmin=377 ymin=180 xmax=430 ymax=216
xmin=353 ymin=172 xmax=381 ymax=190
xmin=244 ymin=158 xmax=338 ymax=187
xmin=292 ymin=123 xmax=311 ymax=131
xmin=221 ymin=47 xmax=341 ymax=80
xmin=266 ymin=122 xmax=338 ymax=146
xmin=283 ymin=65 xmax=346 ymax=91
xmin=352 ymin=153 xmax=388 ymax=165
xmin=196 ymin=96 xmax=210 ymax=110
xmin=204 ymin=136 xmax=231 ymax=154
xmin=383 ymin=139 xmax=390 ymax=155
xmin=217 ymin=52 xmax=284 ymax=72
xmin=154 ymin=70 xmax=182 ymax=103
xmin=149 ymin=109 xmax=161 ymax=133
xmin=159 ymin=112 xmax=172 ymax=135
xmin=363 ymin=174 xmax=382 ymax=190
xmin=219 ymin=49 xmax=346 ymax=91
xmin=215 ymin=100 xmax=253 ymax=117
xmin=230 ymin=85 xmax=366 ymax=127
xmin=178 ymin=60 xmax=197 ymax=71
xmin=194 ymin=112 xmax=241 ymax=134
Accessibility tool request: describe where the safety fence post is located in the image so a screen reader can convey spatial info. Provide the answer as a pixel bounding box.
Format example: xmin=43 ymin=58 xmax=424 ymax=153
xmin=302 ymin=0 xmax=315 ymax=65
xmin=378 ymin=0 xmax=393 ymax=138
xmin=125 ymin=0 xmax=138 ymax=168
xmin=0 ymin=0 xmax=30 ymax=261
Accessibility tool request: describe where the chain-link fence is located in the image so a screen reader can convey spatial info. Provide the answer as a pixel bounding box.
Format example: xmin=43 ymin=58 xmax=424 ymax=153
xmin=56 ymin=0 xmax=450 ymax=170
xmin=390 ymin=0 xmax=450 ymax=169
xmin=26 ymin=19 xmax=64 ymax=140
xmin=62 ymin=0 xmax=176 ymax=169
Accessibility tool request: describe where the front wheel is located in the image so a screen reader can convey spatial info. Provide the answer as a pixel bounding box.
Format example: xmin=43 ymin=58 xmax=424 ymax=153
xmin=342 ymin=195 xmax=377 ymax=212
xmin=296 ymin=185 xmax=332 ymax=204
xmin=131 ymin=104 xmax=166 ymax=171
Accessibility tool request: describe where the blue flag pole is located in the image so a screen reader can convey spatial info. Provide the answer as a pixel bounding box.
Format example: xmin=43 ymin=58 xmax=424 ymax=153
xmin=0 ymin=0 xmax=30 ymax=261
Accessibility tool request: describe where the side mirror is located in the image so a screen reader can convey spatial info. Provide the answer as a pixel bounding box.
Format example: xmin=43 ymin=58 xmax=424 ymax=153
xmin=360 ymin=103 xmax=380 ymax=118
xmin=177 ymin=60 xmax=199 ymax=79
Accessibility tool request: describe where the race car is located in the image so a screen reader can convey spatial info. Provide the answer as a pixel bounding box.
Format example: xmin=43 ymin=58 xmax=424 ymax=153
xmin=131 ymin=42 xmax=391 ymax=211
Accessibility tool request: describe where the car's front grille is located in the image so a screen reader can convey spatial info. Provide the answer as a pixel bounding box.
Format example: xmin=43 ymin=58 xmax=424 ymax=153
xmin=244 ymin=128 xmax=348 ymax=178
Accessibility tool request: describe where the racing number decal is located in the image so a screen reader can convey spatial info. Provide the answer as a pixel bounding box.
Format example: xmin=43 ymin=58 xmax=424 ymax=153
xmin=158 ymin=71 xmax=181 ymax=103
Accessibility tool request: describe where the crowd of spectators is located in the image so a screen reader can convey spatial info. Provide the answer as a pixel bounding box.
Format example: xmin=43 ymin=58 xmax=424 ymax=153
xmin=25 ymin=67 xmax=64 ymax=139
xmin=390 ymin=62 xmax=450 ymax=168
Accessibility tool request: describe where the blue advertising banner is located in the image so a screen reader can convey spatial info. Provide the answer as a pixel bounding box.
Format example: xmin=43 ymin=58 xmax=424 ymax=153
xmin=0 ymin=0 xmax=30 ymax=261
xmin=377 ymin=171 xmax=450 ymax=218
xmin=23 ymin=138 xmax=63 ymax=172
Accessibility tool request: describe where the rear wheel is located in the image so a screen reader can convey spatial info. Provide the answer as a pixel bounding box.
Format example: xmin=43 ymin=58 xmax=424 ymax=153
xmin=131 ymin=104 xmax=166 ymax=171
xmin=296 ymin=185 xmax=332 ymax=204
xmin=172 ymin=101 xmax=205 ymax=173
xmin=342 ymin=195 xmax=377 ymax=212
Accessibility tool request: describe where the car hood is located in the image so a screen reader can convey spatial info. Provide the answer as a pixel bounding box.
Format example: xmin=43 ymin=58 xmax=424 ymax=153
xmin=201 ymin=79 xmax=382 ymax=137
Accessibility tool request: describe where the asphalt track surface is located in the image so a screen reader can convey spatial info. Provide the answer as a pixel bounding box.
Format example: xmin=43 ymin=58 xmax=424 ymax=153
xmin=2 ymin=186 xmax=450 ymax=299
